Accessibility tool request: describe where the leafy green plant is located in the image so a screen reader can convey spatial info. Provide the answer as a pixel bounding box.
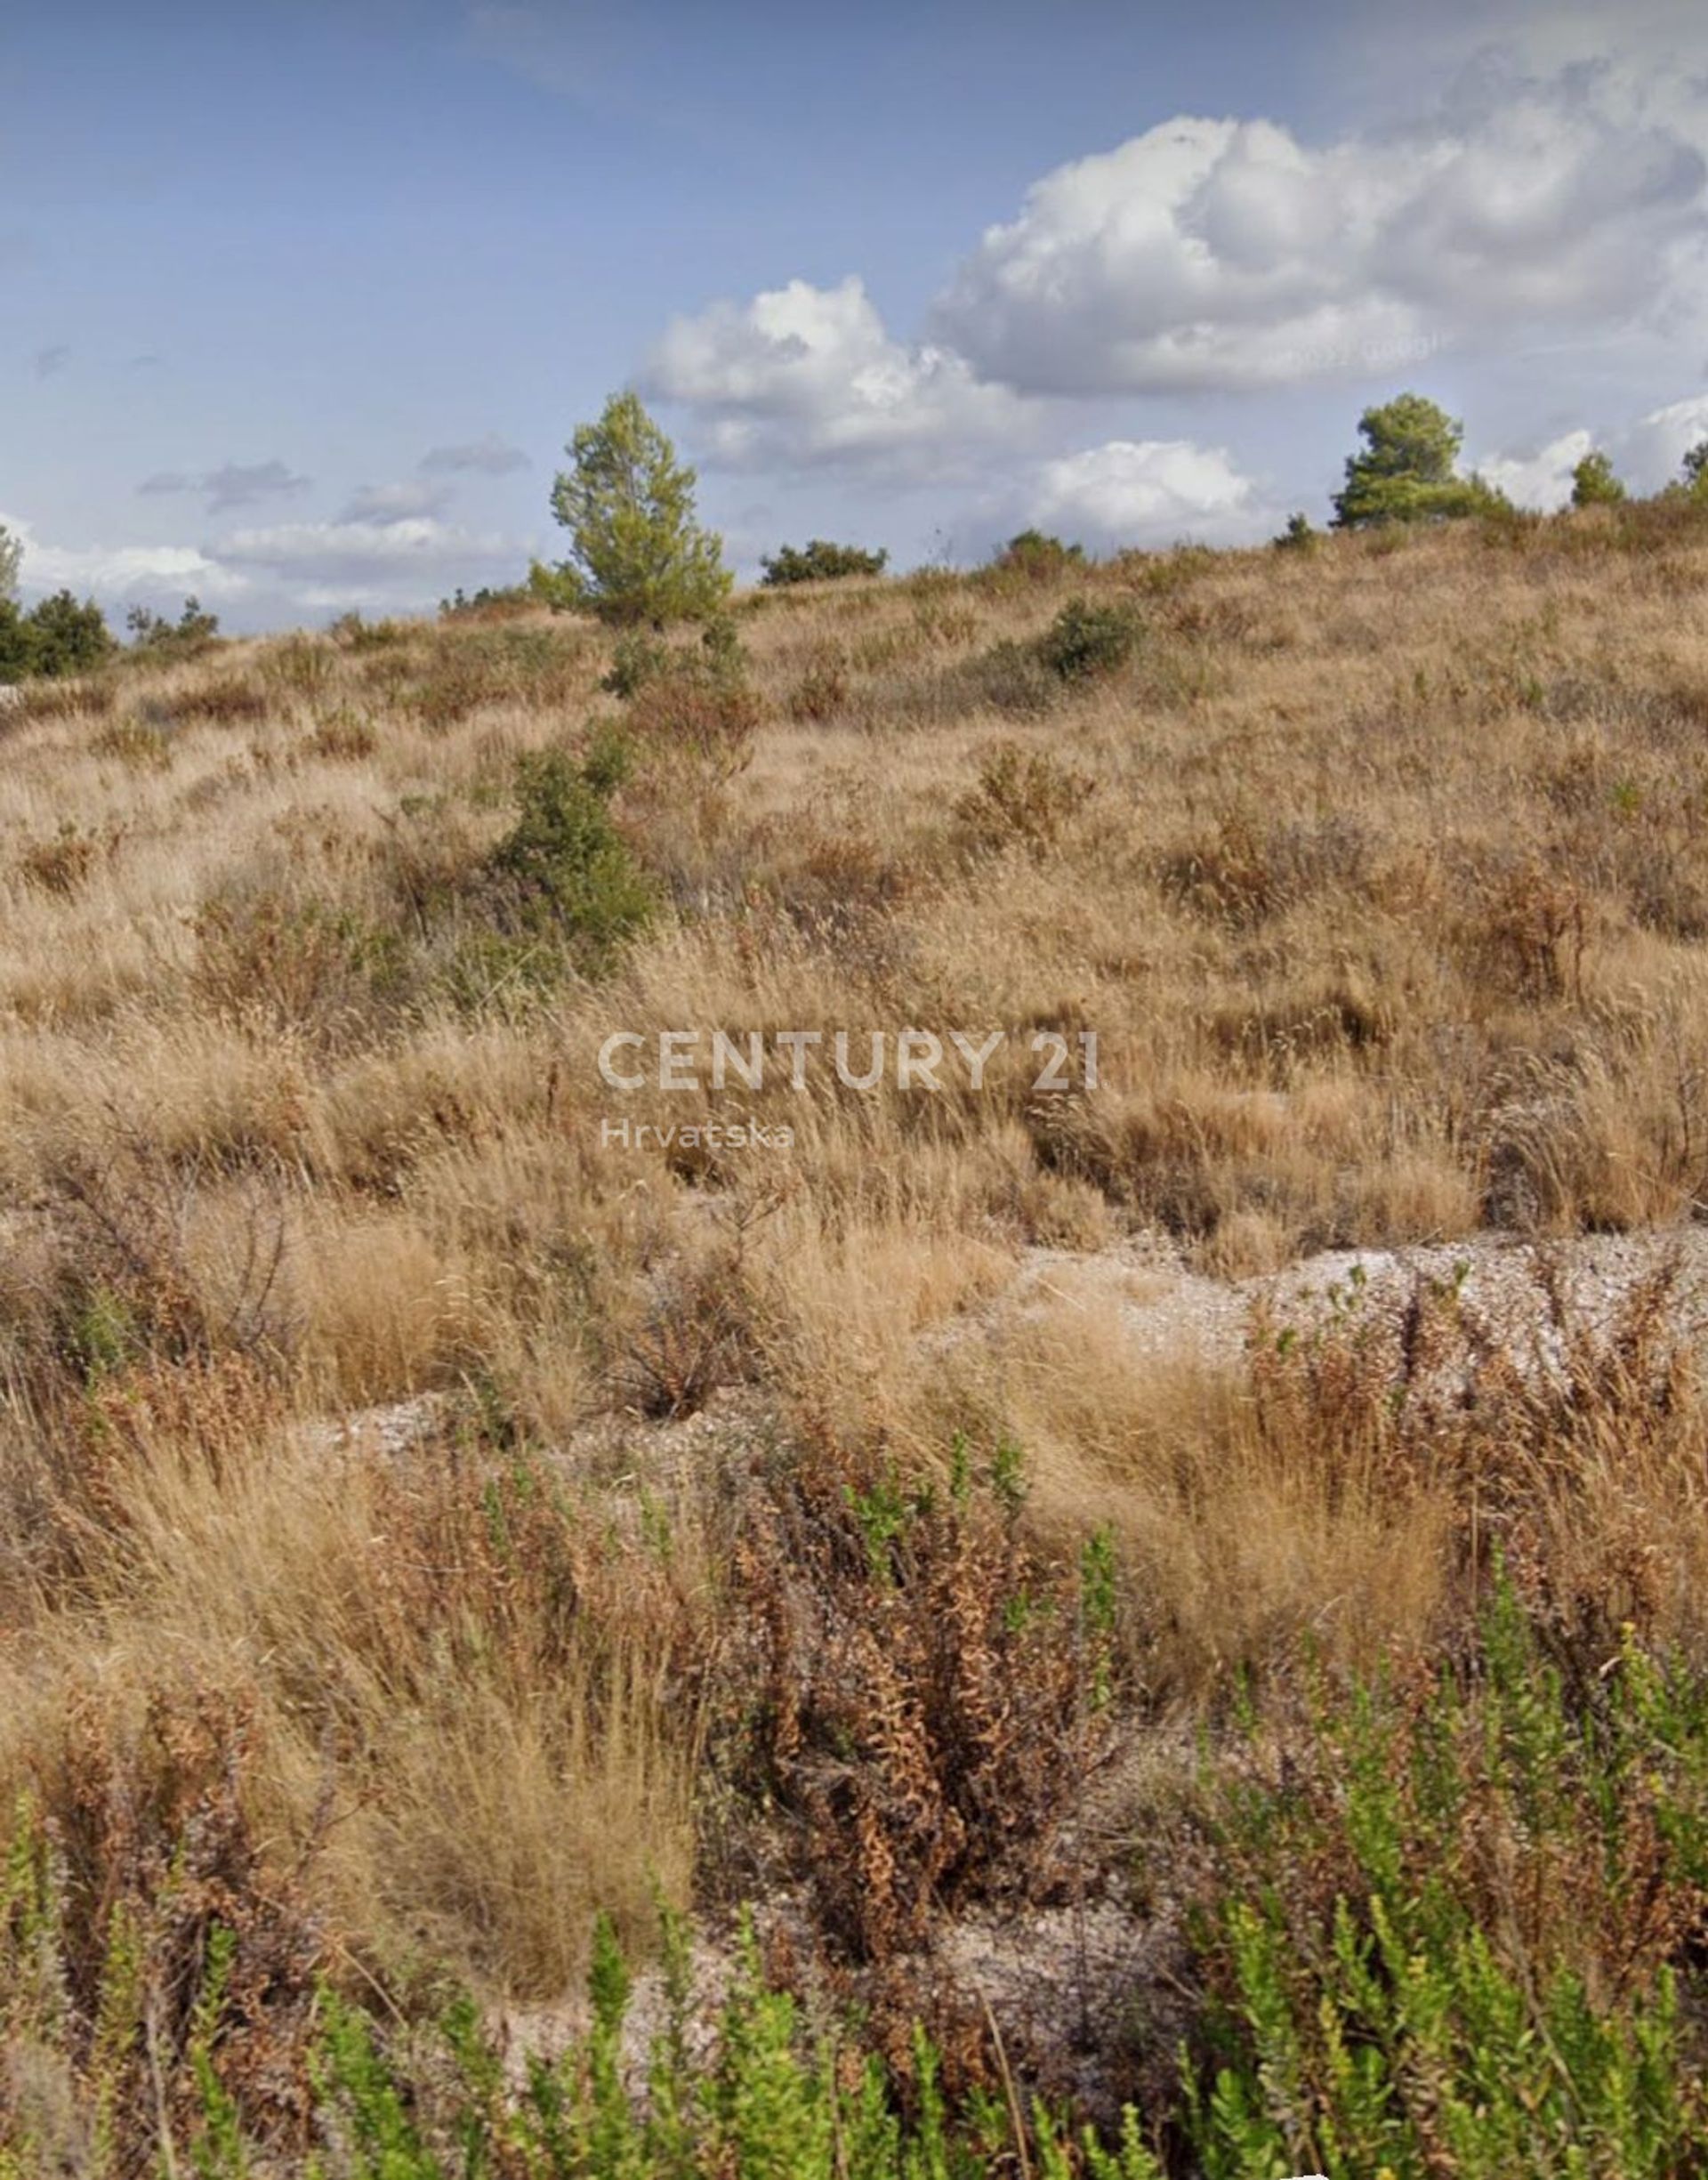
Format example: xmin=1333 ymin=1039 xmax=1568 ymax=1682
xmin=126 ymin=594 xmax=221 ymax=658
xmin=1273 ymin=512 xmax=1319 ymax=551
xmin=1038 ymin=595 xmax=1140 ymax=683
xmin=485 ymin=731 xmax=655 ymax=971
xmin=0 ymin=589 xmax=115 ymax=681
xmin=544 ymin=390 xmax=732 ymax=626
xmin=1180 ymin=1582 xmax=1708 ymax=2178
xmin=991 ymin=529 xmax=1088 ymax=582
xmin=601 ymin=628 xmax=672 ymax=698
xmin=761 ymin=539 xmax=889 ymax=586
xmin=1332 ymin=393 xmax=1511 ymax=529
xmin=1571 ymin=449 xmax=1627 ymax=508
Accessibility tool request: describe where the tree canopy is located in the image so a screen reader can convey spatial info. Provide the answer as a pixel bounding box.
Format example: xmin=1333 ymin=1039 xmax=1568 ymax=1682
xmin=543 ymin=392 xmax=730 ymax=626
xmin=1331 ymin=393 xmax=1509 ymax=529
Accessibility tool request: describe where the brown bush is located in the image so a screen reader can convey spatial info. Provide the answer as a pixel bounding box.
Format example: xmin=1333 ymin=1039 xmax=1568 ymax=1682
xmin=729 ymin=1439 xmax=1112 ymax=1961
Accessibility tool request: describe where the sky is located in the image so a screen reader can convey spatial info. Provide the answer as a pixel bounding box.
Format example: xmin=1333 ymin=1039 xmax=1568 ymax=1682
xmin=4 ymin=0 xmax=1707 ymax=630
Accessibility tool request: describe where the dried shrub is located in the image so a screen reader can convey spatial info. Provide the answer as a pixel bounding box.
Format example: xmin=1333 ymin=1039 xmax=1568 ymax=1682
xmin=190 ymin=889 xmax=406 ymax=1034
xmin=625 ymin=663 xmax=761 ymax=781
xmin=787 ymin=648 xmax=851 ymax=723
xmin=955 ymin=741 xmax=1096 ymax=858
xmin=165 ymin=676 xmax=270 ymax=728
xmin=18 ymin=822 xmax=102 ymax=896
xmin=5 ymin=1682 xmax=327 ymax=2171
xmin=261 ymin=635 xmax=338 ymax=703
xmin=306 ymin=706 xmax=377 ymax=761
xmin=730 ymin=1440 xmax=1114 ymax=1961
xmin=92 ymin=717 xmax=173 ymax=769
xmin=1455 ymin=854 xmax=1588 ymax=1002
xmin=951 ymin=639 xmax=1059 ymax=721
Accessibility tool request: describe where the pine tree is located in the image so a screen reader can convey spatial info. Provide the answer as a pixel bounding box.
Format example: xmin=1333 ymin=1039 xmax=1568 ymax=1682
xmin=544 ymin=392 xmax=730 ymax=626
xmin=1331 ymin=393 xmax=1507 ymax=529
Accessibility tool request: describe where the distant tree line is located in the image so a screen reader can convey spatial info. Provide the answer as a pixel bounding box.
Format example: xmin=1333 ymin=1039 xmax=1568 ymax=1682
xmin=7 ymin=387 xmax=1707 ymax=675
xmin=1272 ymin=393 xmax=1708 ymax=545
xmin=0 ymin=522 xmax=223 ymax=682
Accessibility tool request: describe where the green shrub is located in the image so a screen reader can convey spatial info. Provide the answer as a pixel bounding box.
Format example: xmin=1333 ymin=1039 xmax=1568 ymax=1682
xmin=1571 ymin=450 xmax=1627 ymax=508
xmin=600 ymin=629 xmax=672 ymax=698
xmin=1038 ymin=595 xmax=1140 ymax=683
xmin=439 ymin=581 xmax=534 ymax=619
xmin=125 ymin=594 xmax=221 ymax=658
xmin=1273 ymin=512 xmax=1319 ymax=551
xmin=0 ymin=589 xmax=115 ymax=681
xmin=1332 ymin=393 xmax=1511 ymax=529
xmin=760 ymin=539 xmax=889 ymax=586
xmin=1180 ymin=1582 xmax=1708 ymax=2178
xmin=486 ymin=731 xmax=655 ymax=971
xmin=992 ymin=529 xmax=1087 ymax=581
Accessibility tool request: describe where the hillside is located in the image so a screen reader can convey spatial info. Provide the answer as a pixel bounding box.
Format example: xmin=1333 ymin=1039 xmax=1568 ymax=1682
xmin=5 ymin=505 xmax=1708 ymax=2171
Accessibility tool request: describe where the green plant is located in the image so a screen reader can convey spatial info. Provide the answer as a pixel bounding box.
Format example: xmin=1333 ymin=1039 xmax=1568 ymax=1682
xmin=126 ymin=594 xmax=221 ymax=658
xmin=1038 ymin=595 xmax=1140 ymax=683
xmin=601 ymin=628 xmax=672 ymax=698
xmin=0 ymin=520 xmax=20 ymax=602
xmin=439 ymin=581 xmax=534 ymax=618
xmin=0 ymin=588 xmax=115 ymax=680
xmin=1332 ymin=393 xmax=1511 ymax=529
xmin=760 ymin=539 xmax=890 ymax=586
xmin=486 ymin=731 xmax=655 ymax=970
xmin=1273 ymin=512 xmax=1319 ymax=550
xmin=544 ymin=390 xmax=732 ymax=626
xmin=991 ymin=530 xmax=1087 ymax=582
xmin=1179 ymin=1582 xmax=1708 ymax=2178
xmin=1571 ymin=449 xmax=1627 ymax=508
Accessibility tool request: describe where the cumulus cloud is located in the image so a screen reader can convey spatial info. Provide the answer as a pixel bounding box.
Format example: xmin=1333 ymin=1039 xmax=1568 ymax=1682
xmin=0 ymin=511 xmax=250 ymax=606
xmin=1617 ymin=393 xmax=1708 ymax=491
xmin=931 ymin=74 xmax=1707 ymax=395
xmin=139 ymin=460 xmax=313 ymax=514
xmin=1022 ymin=439 xmax=1271 ymax=550
xmin=1478 ymin=429 xmax=1596 ymax=510
xmin=421 ymin=433 xmax=531 ymax=476
xmin=646 ymin=274 xmax=1035 ymax=473
xmin=1479 ymin=393 xmax=1708 ymax=511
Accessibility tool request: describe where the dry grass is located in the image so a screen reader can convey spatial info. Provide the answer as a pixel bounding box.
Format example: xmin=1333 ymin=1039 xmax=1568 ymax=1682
xmin=4 ymin=505 xmax=1708 ymax=2096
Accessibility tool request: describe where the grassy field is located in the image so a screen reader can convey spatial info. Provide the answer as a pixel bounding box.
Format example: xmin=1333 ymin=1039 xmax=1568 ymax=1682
xmin=5 ymin=501 xmax=1708 ymax=2172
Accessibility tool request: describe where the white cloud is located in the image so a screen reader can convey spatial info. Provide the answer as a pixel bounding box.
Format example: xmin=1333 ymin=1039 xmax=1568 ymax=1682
xmin=1023 ymin=439 xmax=1270 ymax=549
xmin=216 ymin=515 xmax=526 ymax=586
xmin=1478 ymin=428 xmax=1595 ymax=510
xmin=931 ymin=74 xmax=1707 ymax=395
xmin=1618 ymin=394 xmax=1708 ymax=492
xmin=1478 ymin=394 xmax=1708 ymax=510
xmin=0 ymin=512 xmax=250 ymax=604
xmin=646 ymin=274 xmax=1035 ymax=473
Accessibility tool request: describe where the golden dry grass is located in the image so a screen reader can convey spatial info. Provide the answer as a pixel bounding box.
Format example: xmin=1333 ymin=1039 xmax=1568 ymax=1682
xmin=4 ymin=504 xmax=1708 ymax=2008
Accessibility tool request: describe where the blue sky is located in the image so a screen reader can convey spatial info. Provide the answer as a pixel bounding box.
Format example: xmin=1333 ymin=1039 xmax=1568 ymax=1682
xmin=4 ymin=0 xmax=1706 ymax=628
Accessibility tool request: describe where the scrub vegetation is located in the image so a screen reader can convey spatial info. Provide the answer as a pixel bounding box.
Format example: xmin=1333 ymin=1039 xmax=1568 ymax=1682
xmin=5 ymin=480 xmax=1708 ymax=2171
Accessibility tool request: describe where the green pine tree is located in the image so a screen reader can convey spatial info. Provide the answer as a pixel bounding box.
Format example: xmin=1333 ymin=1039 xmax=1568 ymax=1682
xmin=1331 ymin=392 xmax=1508 ymax=529
xmin=544 ymin=391 xmax=731 ymax=626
